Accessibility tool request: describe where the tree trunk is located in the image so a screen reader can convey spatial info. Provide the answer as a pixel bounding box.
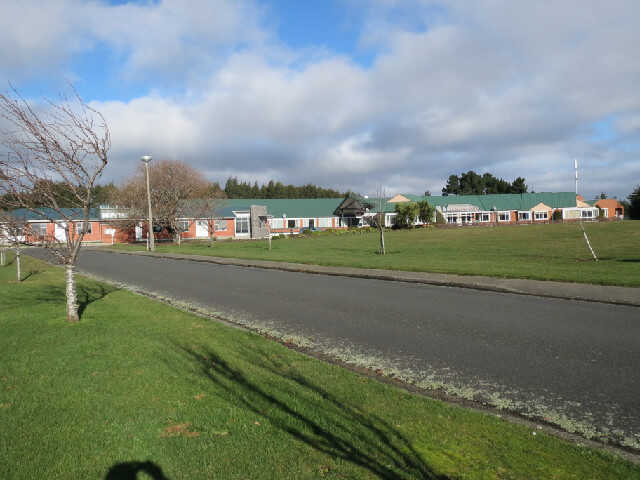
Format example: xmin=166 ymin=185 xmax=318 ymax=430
xmin=65 ymin=264 xmax=79 ymax=323
xmin=15 ymin=247 xmax=21 ymax=281
xmin=1 ymin=248 xmax=5 ymax=266
xmin=176 ymin=232 xmax=181 ymax=246
xmin=379 ymin=226 xmax=385 ymax=255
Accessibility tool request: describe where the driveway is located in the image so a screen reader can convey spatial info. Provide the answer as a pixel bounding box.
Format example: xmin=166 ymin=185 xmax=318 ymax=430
xmin=27 ymin=248 xmax=640 ymax=449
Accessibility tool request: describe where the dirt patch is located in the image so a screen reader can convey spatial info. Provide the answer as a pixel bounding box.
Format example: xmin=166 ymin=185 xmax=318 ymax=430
xmin=160 ymin=422 xmax=199 ymax=438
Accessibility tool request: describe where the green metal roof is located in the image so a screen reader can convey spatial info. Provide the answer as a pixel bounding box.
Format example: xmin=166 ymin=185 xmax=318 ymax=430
xmin=219 ymin=198 xmax=345 ymax=218
xmin=5 ymin=208 xmax=100 ymax=221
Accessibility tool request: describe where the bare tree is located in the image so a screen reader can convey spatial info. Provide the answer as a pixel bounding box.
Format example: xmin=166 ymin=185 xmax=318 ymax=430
xmin=115 ymin=160 xmax=219 ymax=246
xmin=0 ymin=211 xmax=30 ymax=281
xmin=0 ymin=86 xmax=110 ymax=322
xmin=362 ymin=186 xmax=387 ymax=255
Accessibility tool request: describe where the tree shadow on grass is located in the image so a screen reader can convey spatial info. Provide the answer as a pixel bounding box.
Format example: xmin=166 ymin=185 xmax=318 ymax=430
xmin=1 ymin=281 xmax=118 ymax=319
xmin=1 ymin=284 xmax=64 ymax=309
xmin=104 ymin=461 xmax=170 ymax=479
xmin=178 ymin=344 xmax=449 ymax=480
xmin=20 ymin=269 xmax=41 ymax=281
xmin=77 ymin=283 xmax=119 ymax=317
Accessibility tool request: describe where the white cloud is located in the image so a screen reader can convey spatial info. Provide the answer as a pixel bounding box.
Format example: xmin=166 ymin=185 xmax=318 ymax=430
xmin=0 ymin=0 xmax=266 ymax=83
xmin=3 ymin=1 xmax=640 ymax=198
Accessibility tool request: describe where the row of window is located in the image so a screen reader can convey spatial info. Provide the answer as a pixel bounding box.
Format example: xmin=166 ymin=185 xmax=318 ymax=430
xmin=445 ymin=211 xmax=552 ymax=223
xmin=176 ymin=220 xmax=229 ymax=232
xmin=269 ymin=218 xmax=335 ymax=229
xmin=26 ymin=222 xmax=93 ymax=236
xmin=20 ymin=209 xmax=600 ymax=240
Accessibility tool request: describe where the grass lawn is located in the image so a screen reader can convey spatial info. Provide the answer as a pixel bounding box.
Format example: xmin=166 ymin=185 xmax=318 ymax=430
xmin=109 ymin=221 xmax=640 ymax=287
xmin=1 ymin=255 xmax=639 ymax=479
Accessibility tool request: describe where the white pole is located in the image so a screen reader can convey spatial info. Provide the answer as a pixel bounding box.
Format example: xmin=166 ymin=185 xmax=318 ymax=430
xmin=575 ymin=158 xmax=598 ymax=261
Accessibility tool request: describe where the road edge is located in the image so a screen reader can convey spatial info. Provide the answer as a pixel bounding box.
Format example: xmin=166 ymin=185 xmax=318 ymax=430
xmin=93 ymin=248 xmax=640 ymax=308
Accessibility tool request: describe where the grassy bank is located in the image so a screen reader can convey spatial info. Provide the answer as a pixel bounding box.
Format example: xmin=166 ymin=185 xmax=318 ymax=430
xmin=1 ymin=255 xmax=639 ymax=479
xmin=109 ymin=221 xmax=640 ymax=286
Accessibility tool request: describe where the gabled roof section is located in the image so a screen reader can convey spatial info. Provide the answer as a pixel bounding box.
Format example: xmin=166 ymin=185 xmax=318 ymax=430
xmin=595 ymin=199 xmax=623 ymax=209
xmin=576 ymin=197 xmax=592 ymax=207
xmin=388 ymin=194 xmax=410 ymax=203
xmin=531 ymin=202 xmax=552 ymax=211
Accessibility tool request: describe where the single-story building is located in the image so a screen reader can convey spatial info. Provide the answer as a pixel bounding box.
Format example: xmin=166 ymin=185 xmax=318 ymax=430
xmin=1 ymin=192 xmax=614 ymax=246
xmin=594 ymin=198 xmax=625 ymax=219
xmin=343 ymin=192 xmax=601 ymax=227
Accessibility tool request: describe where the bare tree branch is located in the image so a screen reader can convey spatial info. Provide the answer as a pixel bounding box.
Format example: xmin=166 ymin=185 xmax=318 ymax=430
xmin=0 ymin=86 xmax=110 ymax=322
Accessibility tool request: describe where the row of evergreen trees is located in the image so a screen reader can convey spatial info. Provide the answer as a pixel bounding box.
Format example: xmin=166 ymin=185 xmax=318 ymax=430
xmin=223 ymin=177 xmax=343 ymax=199
xmin=442 ymin=171 xmax=528 ymax=195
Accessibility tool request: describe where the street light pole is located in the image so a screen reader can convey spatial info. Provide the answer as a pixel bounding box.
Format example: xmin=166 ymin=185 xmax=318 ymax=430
xmin=140 ymin=155 xmax=155 ymax=252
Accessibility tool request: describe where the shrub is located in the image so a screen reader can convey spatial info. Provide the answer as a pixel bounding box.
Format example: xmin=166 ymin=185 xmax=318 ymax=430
xmin=552 ymin=210 xmax=563 ymax=221
xmin=394 ymin=202 xmax=419 ymax=228
xmin=417 ymin=200 xmax=435 ymax=225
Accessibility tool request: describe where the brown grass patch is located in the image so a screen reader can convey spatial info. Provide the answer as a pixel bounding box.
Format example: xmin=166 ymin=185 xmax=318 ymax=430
xmin=160 ymin=422 xmax=199 ymax=438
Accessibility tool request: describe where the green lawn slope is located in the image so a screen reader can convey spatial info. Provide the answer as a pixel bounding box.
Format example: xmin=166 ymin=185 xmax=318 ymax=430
xmin=1 ymin=255 xmax=638 ymax=479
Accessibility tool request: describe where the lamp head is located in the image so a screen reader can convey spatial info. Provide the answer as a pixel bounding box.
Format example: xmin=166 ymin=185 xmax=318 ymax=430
xmin=140 ymin=155 xmax=152 ymax=163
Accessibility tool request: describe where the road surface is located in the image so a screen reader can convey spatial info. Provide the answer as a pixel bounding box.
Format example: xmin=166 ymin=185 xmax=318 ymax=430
xmin=27 ymin=248 xmax=640 ymax=448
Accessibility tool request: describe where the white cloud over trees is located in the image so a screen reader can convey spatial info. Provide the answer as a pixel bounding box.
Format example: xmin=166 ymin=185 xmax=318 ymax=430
xmin=2 ymin=0 xmax=639 ymax=197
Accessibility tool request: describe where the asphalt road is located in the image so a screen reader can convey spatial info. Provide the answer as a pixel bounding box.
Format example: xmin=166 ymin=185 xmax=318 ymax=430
xmin=27 ymin=248 xmax=640 ymax=448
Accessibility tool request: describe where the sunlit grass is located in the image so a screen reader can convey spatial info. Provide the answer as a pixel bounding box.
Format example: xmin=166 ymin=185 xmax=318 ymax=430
xmin=1 ymin=255 xmax=639 ymax=479
xmin=109 ymin=221 xmax=640 ymax=286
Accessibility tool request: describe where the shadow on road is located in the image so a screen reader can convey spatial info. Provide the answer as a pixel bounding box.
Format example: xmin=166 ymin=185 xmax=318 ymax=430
xmin=179 ymin=344 xmax=449 ymax=480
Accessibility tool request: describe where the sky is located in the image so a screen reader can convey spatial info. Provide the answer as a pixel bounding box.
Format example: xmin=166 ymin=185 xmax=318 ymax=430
xmin=1 ymin=0 xmax=639 ymax=199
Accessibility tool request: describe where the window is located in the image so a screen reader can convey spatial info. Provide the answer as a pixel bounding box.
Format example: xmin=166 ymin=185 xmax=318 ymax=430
xmin=236 ymin=217 xmax=249 ymax=234
xmin=214 ymin=220 xmax=227 ymax=231
xmin=76 ymin=222 xmax=92 ymax=234
xmin=287 ymin=219 xmax=296 ymax=229
xmin=270 ymin=218 xmax=284 ymax=229
xmin=498 ymin=212 xmax=510 ymax=222
xmin=385 ymin=215 xmax=396 ymax=227
xmin=534 ymin=211 xmax=548 ymax=221
xmin=581 ymin=210 xmax=594 ymax=219
xmin=475 ymin=213 xmax=490 ymax=222
xmin=518 ymin=212 xmax=530 ymax=221
xmin=446 ymin=214 xmax=458 ymax=224
xmin=177 ymin=220 xmax=190 ymax=232
xmin=30 ymin=223 xmax=47 ymax=237
xmin=461 ymin=213 xmax=472 ymax=223
xmin=318 ymin=217 xmax=332 ymax=228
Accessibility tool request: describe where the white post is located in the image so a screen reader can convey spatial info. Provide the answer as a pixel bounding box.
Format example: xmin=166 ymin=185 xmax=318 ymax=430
xmin=575 ymin=159 xmax=598 ymax=261
xmin=15 ymin=246 xmax=21 ymax=281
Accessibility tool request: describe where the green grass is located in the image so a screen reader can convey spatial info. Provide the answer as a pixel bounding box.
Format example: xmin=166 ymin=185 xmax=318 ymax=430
xmin=1 ymin=255 xmax=639 ymax=479
xmin=109 ymin=221 xmax=640 ymax=286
